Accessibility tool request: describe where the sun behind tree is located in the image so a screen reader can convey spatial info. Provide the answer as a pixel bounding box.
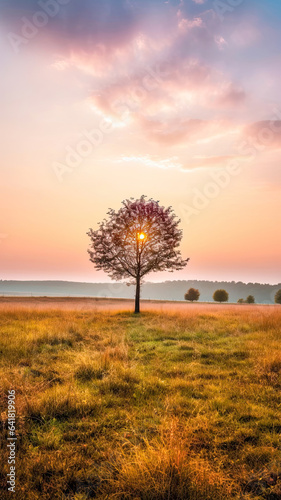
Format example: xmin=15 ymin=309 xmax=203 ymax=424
xmin=87 ymin=196 xmax=189 ymax=313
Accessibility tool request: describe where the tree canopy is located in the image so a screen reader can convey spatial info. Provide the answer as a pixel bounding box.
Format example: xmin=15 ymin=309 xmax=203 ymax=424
xmin=275 ymin=289 xmax=281 ymax=304
xmin=87 ymin=196 xmax=189 ymax=312
xmin=184 ymin=288 xmax=200 ymax=302
xmin=213 ymin=289 xmax=229 ymax=303
xmin=246 ymin=295 xmax=255 ymax=304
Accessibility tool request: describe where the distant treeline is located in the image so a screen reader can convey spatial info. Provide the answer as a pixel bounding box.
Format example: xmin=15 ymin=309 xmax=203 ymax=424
xmin=0 ymin=280 xmax=280 ymax=304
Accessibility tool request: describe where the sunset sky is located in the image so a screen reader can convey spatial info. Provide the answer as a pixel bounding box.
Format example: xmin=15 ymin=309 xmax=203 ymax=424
xmin=0 ymin=0 xmax=281 ymax=284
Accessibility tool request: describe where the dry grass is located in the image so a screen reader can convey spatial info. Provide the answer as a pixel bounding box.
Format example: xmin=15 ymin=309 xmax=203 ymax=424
xmin=0 ymin=298 xmax=281 ymax=499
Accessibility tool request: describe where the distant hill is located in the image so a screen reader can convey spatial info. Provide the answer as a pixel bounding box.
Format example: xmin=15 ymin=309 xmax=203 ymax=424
xmin=0 ymin=280 xmax=280 ymax=304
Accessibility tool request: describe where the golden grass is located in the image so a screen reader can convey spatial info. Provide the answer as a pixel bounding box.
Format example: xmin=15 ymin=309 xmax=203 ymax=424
xmin=0 ymin=298 xmax=281 ymax=499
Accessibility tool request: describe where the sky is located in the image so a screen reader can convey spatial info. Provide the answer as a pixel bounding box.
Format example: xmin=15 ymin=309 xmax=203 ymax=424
xmin=0 ymin=0 xmax=281 ymax=285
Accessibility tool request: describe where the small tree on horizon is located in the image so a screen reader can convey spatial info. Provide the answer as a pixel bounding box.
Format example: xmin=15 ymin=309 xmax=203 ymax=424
xmin=237 ymin=298 xmax=245 ymax=304
xmin=184 ymin=288 xmax=200 ymax=302
xmin=246 ymin=295 xmax=255 ymax=304
xmin=213 ymin=289 xmax=229 ymax=303
xmin=87 ymin=196 xmax=189 ymax=313
xmin=275 ymin=289 xmax=281 ymax=304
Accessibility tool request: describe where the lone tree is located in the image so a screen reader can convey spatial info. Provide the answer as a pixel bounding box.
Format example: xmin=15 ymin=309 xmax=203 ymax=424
xmin=237 ymin=298 xmax=245 ymax=304
xmin=213 ymin=289 xmax=229 ymax=303
xmin=275 ymin=289 xmax=281 ymax=304
xmin=246 ymin=295 xmax=255 ymax=304
xmin=87 ymin=196 xmax=189 ymax=313
xmin=184 ymin=288 xmax=200 ymax=302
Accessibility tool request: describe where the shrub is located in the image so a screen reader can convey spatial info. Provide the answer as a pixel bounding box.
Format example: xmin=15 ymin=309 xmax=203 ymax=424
xmin=237 ymin=298 xmax=245 ymax=304
xmin=275 ymin=289 xmax=281 ymax=304
xmin=213 ymin=290 xmax=229 ymax=303
xmin=246 ymin=295 xmax=255 ymax=304
xmin=184 ymin=288 xmax=200 ymax=302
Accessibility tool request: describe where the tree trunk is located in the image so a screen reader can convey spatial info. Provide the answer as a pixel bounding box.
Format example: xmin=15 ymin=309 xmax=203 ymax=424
xmin=134 ymin=276 xmax=141 ymax=314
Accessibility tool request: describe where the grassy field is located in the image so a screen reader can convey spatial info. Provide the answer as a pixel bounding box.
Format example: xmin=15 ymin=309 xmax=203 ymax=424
xmin=1 ymin=298 xmax=281 ymax=499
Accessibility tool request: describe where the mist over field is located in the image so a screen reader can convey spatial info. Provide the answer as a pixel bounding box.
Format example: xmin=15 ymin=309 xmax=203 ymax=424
xmin=0 ymin=279 xmax=280 ymax=304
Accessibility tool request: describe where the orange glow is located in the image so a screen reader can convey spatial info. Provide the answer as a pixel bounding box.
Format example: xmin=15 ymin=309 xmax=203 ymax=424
xmin=1 ymin=4 xmax=281 ymax=287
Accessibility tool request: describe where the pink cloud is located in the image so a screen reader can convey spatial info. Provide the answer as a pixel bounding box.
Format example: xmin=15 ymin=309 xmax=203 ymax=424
xmin=178 ymin=17 xmax=203 ymax=32
xmin=137 ymin=116 xmax=235 ymax=146
xmin=244 ymin=121 xmax=281 ymax=150
xmin=230 ymin=22 xmax=261 ymax=48
xmin=214 ymin=35 xmax=228 ymax=50
xmin=182 ymin=154 xmax=248 ymax=169
xmin=88 ymin=54 xmax=247 ymax=129
xmin=117 ymin=154 xmax=182 ymax=170
xmin=215 ymin=82 xmax=246 ymax=108
xmin=42 ymin=1 xmax=248 ymax=151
